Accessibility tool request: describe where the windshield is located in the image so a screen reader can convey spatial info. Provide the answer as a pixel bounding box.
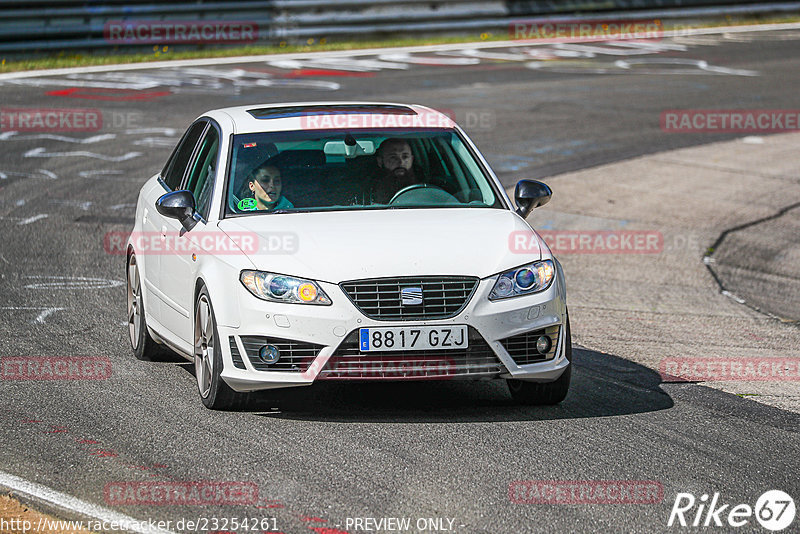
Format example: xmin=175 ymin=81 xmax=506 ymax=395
xmin=225 ymin=128 xmax=503 ymax=214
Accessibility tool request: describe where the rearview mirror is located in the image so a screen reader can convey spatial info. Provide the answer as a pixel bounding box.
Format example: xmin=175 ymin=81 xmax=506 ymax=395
xmin=156 ymin=190 xmax=198 ymax=231
xmin=323 ymin=139 xmax=374 ymax=157
xmin=514 ymin=180 xmax=552 ymax=218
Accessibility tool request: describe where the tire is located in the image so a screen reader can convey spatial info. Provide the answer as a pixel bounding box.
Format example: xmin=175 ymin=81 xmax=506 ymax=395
xmin=127 ymin=253 xmax=168 ymax=361
xmin=194 ymin=286 xmax=246 ymax=410
xmin=506 ymin=313 xmax=572 ymax=405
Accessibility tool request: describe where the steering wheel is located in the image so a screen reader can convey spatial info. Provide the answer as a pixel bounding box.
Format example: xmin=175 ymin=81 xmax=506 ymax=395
xmin=389 ymin=183 xmax=457 ymax=205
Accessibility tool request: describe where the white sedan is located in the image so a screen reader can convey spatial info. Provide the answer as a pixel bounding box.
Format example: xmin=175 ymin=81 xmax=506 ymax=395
xmin=126 ymin=102 xmax=571 ymax=410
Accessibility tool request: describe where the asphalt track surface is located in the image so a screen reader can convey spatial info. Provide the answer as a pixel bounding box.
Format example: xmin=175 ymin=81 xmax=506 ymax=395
xmin=1 ymin=29 xmax=799 ymax=533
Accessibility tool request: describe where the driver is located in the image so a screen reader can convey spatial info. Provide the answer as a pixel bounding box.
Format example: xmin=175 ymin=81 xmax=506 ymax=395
xmin=369 ymin=138 xmax=421 ymax=204
xmin=246 ymin=163 xmax=294 ymax=211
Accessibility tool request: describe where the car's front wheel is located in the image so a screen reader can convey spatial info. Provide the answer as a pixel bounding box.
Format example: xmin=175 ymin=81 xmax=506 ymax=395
xmin=506 ymin=314 xmax=572 ymax=405
xmin=194 ymin=286 xmax=246 ymax=410
xmin=127 ymin=253 xmax=167 ymax=361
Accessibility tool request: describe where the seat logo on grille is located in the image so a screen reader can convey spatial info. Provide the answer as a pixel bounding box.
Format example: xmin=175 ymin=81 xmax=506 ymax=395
xmin=401 ymin=287 xmax=423 ymax=306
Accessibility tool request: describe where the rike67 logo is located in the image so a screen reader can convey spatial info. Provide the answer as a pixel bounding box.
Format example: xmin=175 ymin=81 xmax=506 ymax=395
xmin=668 ymin=490 xmax=796 ymax=531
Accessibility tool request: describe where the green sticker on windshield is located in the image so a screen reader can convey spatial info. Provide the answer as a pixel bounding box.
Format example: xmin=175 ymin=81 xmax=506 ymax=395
xmin=237 ymin=198 xmax=257 ymax=211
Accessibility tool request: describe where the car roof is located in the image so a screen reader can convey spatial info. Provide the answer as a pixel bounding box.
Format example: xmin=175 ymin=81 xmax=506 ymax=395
xmin=201 ymin=102 xmax=457 ymax=134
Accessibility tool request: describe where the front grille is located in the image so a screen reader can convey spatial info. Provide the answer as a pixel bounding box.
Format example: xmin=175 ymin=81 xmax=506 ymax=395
xmin=229 ymin=337 xmax=246 ymax=369
xmin=319 ymin=327 xmax=504 ymax=380
xmin=239 ymin=335 xmax=323 ymax=372
xmin=340 ymin=276 xmax=479 ymax=321
xmin=500 ymin=325 xmax=560 ymax=366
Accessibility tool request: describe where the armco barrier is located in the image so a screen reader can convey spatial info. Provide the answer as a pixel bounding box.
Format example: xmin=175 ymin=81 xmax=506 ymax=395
xmin=1 ymin=0 xmax=799 ymax=54
xmin=508 ymin=0 xmax=774 ymax=15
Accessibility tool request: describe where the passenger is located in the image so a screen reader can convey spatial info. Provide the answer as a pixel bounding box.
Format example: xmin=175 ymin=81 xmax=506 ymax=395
xmin=246 ymin=163 xmax=294 ymax=211
xmin=370 ymin=138 xmax=422 ymax=204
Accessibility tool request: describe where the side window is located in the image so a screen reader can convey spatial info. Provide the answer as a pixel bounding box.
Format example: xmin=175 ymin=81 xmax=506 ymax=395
xmin=161 ymin=122 xmax=207 ymax=190
xmin=185 ymin=126 xmax=220 ymax=220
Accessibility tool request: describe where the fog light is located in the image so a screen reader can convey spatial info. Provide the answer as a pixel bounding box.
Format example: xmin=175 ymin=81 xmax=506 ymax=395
xmin=297 ymin=283 xmax=318 ymax=302
xmin=259 ymin=345 xmax=280 ymax=364
xmin=535 ymin=335 xmax=552 ymax=355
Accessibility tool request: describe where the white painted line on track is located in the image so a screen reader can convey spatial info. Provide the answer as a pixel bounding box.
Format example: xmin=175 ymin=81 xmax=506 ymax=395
xmin=0 ymin=169 xmax=58 ymax=181
xmin=52 ymin=199 xmax=93 ymax=211
xmin=17 ymin=214 xmax=48 ymax=225
xmin=0 ymin=132 xmax=116 ymax=144
xmin=0 ymin=22 xmax=798 ymax=80
xmin=23 ymin=275 xmax=124 ymax=290
xmin=123 ymin=128 xmax=177 ymax=136
xmin=34 ymin=308 xmax=62 ymax=323
xmin=24 ymin=147 xmax=141 ymax=162
xmin=0 ymin=470 xmax=177 ymax=534
xmin=0 ymin=306 xmax=65 ymax=324
xmin=79 ymin=170 xmax=125 ymax=179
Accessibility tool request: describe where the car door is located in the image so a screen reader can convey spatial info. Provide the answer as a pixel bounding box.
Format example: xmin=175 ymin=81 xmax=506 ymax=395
xmin=158 ymin=121 xmax=221 ymax=342
xmin=143 ymin=120 xmax=206 ymax=335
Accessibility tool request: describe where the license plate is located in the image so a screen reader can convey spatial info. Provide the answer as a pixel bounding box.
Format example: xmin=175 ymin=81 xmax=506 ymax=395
xmin=359 ymin=325 xmax=468 ymax=352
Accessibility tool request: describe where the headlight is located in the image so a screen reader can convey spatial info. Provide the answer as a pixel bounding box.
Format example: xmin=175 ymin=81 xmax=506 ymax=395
xmin=488 ymin=260 xmax=555 ymax=300
xmin=240 ymin=270 xmax=331 ymax=305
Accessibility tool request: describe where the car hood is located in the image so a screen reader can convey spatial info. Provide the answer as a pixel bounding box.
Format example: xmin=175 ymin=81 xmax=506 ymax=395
xmin=218 ymin=208 xmax=544 ymax=283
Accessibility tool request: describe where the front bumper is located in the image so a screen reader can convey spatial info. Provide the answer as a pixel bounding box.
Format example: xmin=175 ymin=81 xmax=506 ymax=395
xmin=218 ymin=272 xmax=569 ymax=392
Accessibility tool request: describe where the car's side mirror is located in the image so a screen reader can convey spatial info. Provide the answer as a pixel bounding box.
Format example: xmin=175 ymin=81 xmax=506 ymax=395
xmin=514 ymin=179 xmax=552 ymax=218
xmin=156 ymin=190 xmax=198 ymax=231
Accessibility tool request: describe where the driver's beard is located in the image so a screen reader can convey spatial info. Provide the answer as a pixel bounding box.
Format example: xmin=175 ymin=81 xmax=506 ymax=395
xmin=393 ymin=168 xmax=417 ymax=184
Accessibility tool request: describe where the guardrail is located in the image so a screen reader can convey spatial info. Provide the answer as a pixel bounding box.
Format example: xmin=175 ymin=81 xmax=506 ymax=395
xmin=1 ymin=0 xmax=799 ymax=54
